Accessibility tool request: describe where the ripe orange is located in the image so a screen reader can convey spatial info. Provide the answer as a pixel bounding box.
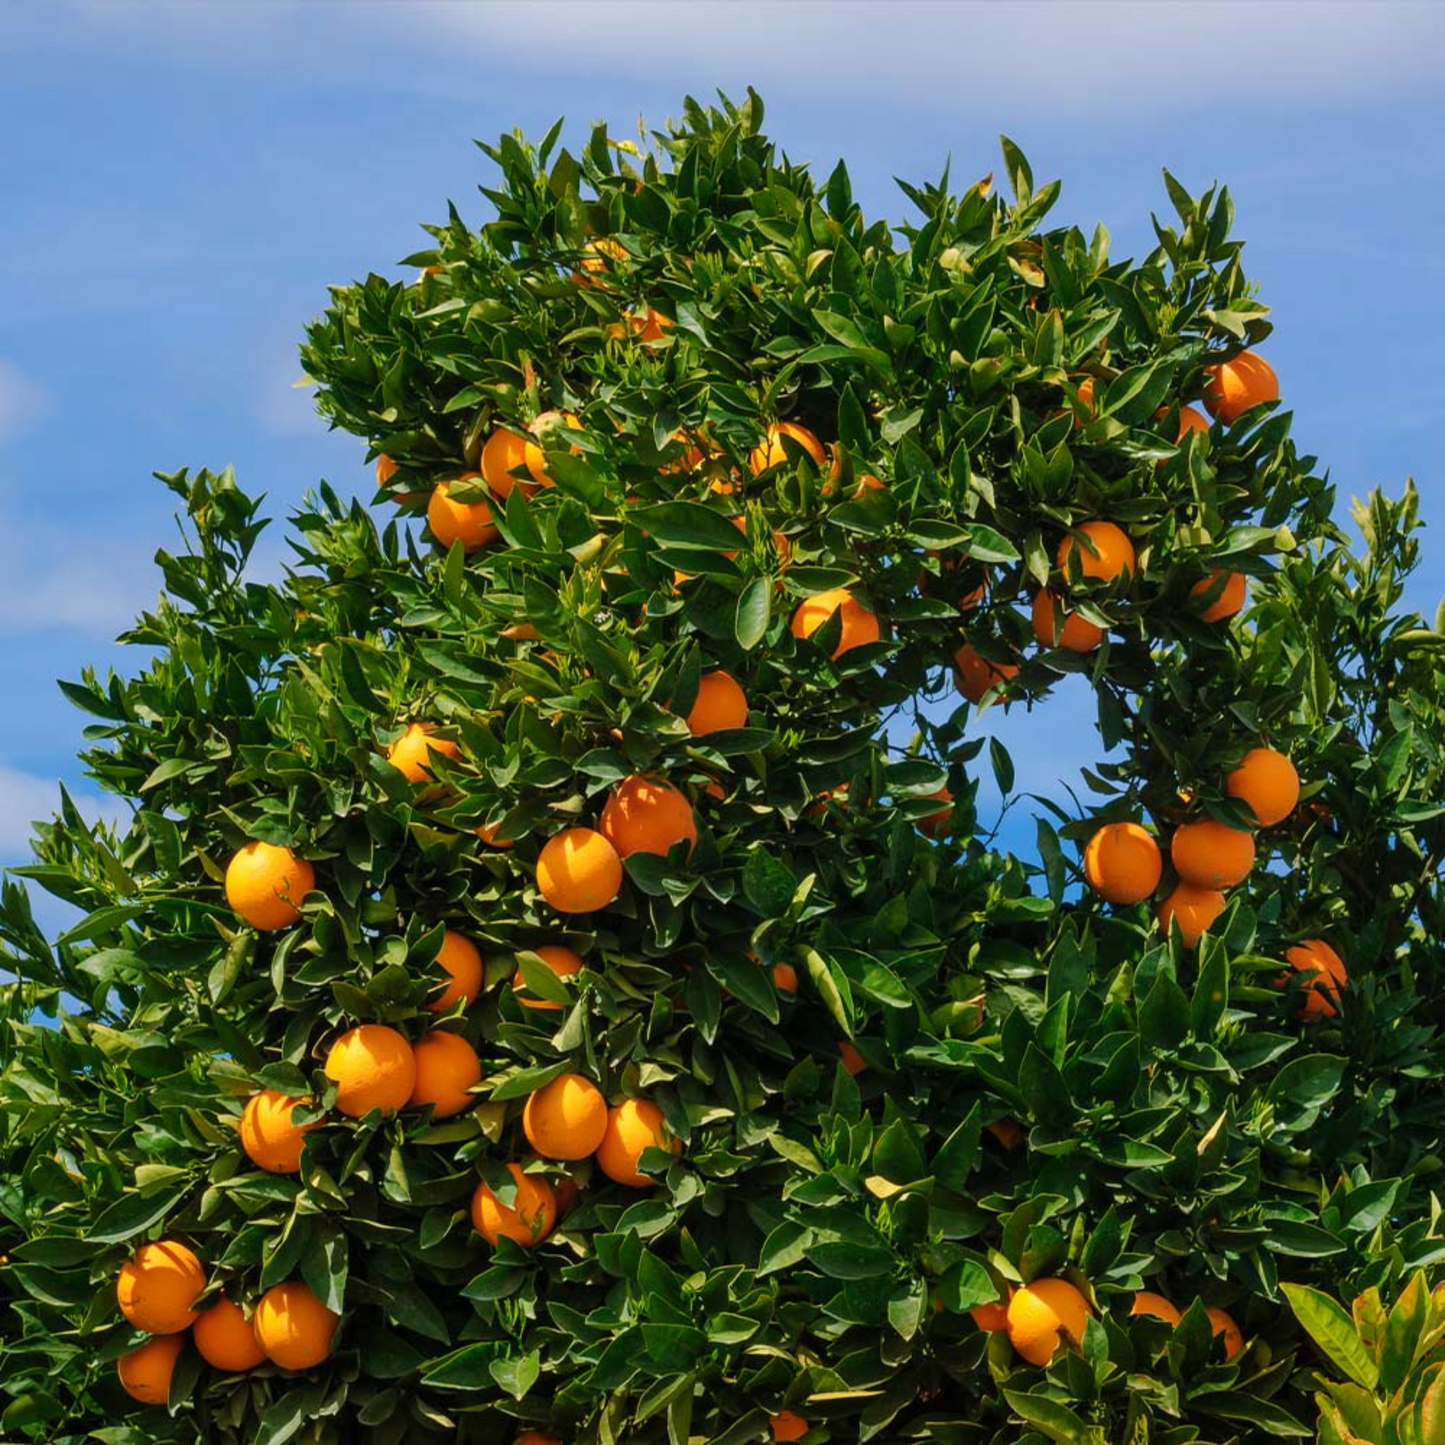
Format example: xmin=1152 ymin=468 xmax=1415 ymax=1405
xmin=471 ymin=1162 xmax=557 ymax=1248
xmin=117 ymin=1240 xmax=206 ymax=1335
xmin=1202 ymin=351 xmax=1278 ymax=425
xmin=953 ymin=644 xmax=1018 ymax=704
xmin=986 ymin=1119 xmax=1023 ymax=1149
xmin=524 ymin=410 xmax=582 ymax=489
xmin=387 ymin=722 xmax=460 ymax=784
xmin=193 ymin=1297 xmax=267 ymax=1372
xmin=837 ymin=1040 xmax=868 ymax=1075
xmin=536 ymin=828 xmax=624 ymax=913
xmin=790 ymin=588 xmax=881 ymax=658
xmin=1031 ymin=589 xmax=1104 ymax=652
xmin=512 ymin=944 xmax=584 ymax=1010
xmin=971 ymin=1295 xmax=1011 ymax=1332
xmin=1281 ymin=938 xmax=1347 ymax=1021
xmin=523 ymin=1072 xmax=609 ymax=1159
xmin=595 ymin=1098 xmax=680 ymax=1187
xmin=324 ymin=1025 xmax=417 ymax=1118
xmin=428 ymin=477 xmax=498 ymax=551
xmin=916 ymin=786 xmax=953 ymax=839
xmin=429 ymin=930 xmax=483 ymax=1013
xmin=769 ymin=1411 xmax=808 ymax=1442
xmin=600 ymin=775 xmax=698 ymax=860
xmin=772 ymin=962 xmax=798 ymax=993
xmin=615 ymin=307 xmax=673 ymax=343
xmin=1006 ymin=1278 xmax=1092 ymax=1366
xmin=1083 ymin=822 xmax=1162 ymax=905
xmin=750 ymin=421 xmax=827 ymax=474
xmin=686 ymin=671 xmax=749 ymax=735
xmin=480 ymin=428 xmax=533 ymax=498
xmin=239 ymin=1090 xmax=317 ymax=1174
xmin=1176 ymin=405 xmax=1211 ymax=441
xmin=1225 ymin=748 xmax=1299 ymax=827
xmin=1156 ymin=883 xmax=1227 ymax=948
xmin=409 ymin=1031 xmax=482 ymax=1118
xmin=476 ymin=820 xmax=516 ymax=849
xmin=1057 ymin=521 xmax=1135 ymax=585
xmin=1071 ymin=376 xmax=1096 ymax=425
xmin=253 ymin=1281 xmax=339 ymax=1370
xmin=1207 ymin=1306 xmax=1244 ymax=1359
xmin=1130 ymin=1291 xmax=1182 ymax=1326
xmin=1171 ymin=819 xmax=1255 ymax=889
xmin=225 ymin=841 xmax=315 ymax=932
xmin=1190 ymin=571 xmax=1247 ymax=622
xmin=580 ymin=236 xmax=627 ymax=276
xmin=516 ymin=1434 xmax=562 ymax=1445
xmin=374 ymin=454 xmax=398 ymax=487
xmin=117 ymin=1333 xmax=185 ymax=1404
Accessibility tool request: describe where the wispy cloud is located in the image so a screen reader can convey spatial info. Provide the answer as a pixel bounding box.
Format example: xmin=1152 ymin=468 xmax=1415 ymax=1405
xmin=0 ymin=524 xmax=154 ymax=636
xmin=0 ymin=762 xmax=128 ymax=865
xmin=0 ymin=359 xmax=54 ymax=444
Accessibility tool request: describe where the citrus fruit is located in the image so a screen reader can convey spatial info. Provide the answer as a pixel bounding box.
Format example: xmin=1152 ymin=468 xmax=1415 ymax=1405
xmin=595 ymin=1098 xmax=680 ymax=1187
xmin=600 ymin=775 xmax=698 ymax=860
xmin=1057 ymin=521 xmax=1135 ymax=584
xmin=1176 ymin=405 xmax=1210 ymax=441
xmin=535 ymin=827 xmax=623 ymax=913
xmin=512 ymin=944 xmax=584 ymax=1010
xmin=750 ymin=421 xmax=827 ymax=474
xmin=579 ymin=236 xmax=626 ymax=276
xmin=193 ymin=1297 xmax=267 ymax=1372
xmin=1083 ymin=822 xmax=1162 ymax=905
xmin=374 ymin=454 xmax=398 ymax=487
xmin=838 ymin=1040 xmax=866 ymax=1075
xmin=1206 ymin=1306 xmax=1244 ymax=1359
xmin=387 ymin=722 xmax=460 ymax=784
xmin=916 ymin=786 xmax=953 ymax=839
xmin=769 ymin=1411 xmax=808 ymax=1442
xmin=116 ymin=1240 xmax=206 ymax=1335
xmin=324 ymin=1025 xmax=416 ymax=1117
xmin=471 ymin=1162 xmax=557 ymax=1248
xmin=516 ymin=1434 xmax=562 ymax=1445
xmin=1006 ymin=1278 xmax=1092 ymax=1365
xmin=225 ymin=841 xmax=315 ymax=932
xmin=1202 ymin=351 xmax=1278 ymax=424
xmin=523 ymin=1072 xmax=608 ymax=1159
xmin=1225 ymin=748 xmax=1299 ymax=827
xmin=986 ymin=1119 xmax=1023 ymax=1149
xmin=429 ymin=930 xmax=483 ymax=1013
xmin=409 ymin=1031 xmax=482 ymax=1117
xmin=117 ymin=1333 xmax=185 ymax=1404
xmin=239 ymin=1089 xmax=316 ymax=1174
xmin=1281 ymin=938 xmax=1347 ymax=1021
xmin=1130 ymin=1291 xmax=1181 ymax=1326
xmin=428 ymin=477 xmax=498 ymax=551
xmin=1190 ymin=571 xmax=1247 ymax=622
xmin=524 ymin=409 xmax=582 ymax=489
xmin=953 ymin=644 xmax=1018 ymax=704
xmin=686 ymin=671 xmax=749 ymax=735
xmin=1170 ymin=819 xmax=1256 ymax=889
xmin=480 ymin=428 xmax=533 ymax=498
xmin=252 ymin=1281 xmax=339 ymax=1370
xmin=772 ymin=962 xmax=798 ymax=993
xmin=790 ymin=588 xmax=881 ymax=658
xmin=1031 ymin=589 xmax=1104 ymax=651
xmin=475 ymin=820 xmax=516 ymax=849
xmin=971 ymin=1297 xmax=1010 ymax=1332
xmin=1156 ymin=883 xmax=1227 ymax=948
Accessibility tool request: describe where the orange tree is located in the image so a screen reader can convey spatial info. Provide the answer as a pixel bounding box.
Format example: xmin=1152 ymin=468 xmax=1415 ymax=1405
xmin=3 ymin=89 xmax=1445 ymax=1445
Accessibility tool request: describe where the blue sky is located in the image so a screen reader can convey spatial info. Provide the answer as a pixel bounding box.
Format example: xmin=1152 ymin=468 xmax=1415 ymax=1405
xmin=1 ymin=1 xmax=1442 ymax=921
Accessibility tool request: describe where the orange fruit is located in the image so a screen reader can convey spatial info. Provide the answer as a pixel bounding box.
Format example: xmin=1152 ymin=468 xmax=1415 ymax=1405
xmin=580 ymin=236 xmax=627 ymax=276
xmin=193 ymin=1297 xmax=267 ymax=1372
xmin=916 ymin=786 xmax=953 ymax=839
xmin=770 ymin=1411 xmax=808 ymax=1442
xmin=1031 ymin=589 xmax=1104 ymax=651
xmin=1083 ymin=822 xmax=1162 ymax=905
xmin=536 ymin=828 xmax=623 ymax=913
xmin=1006 ymin=1278 xmax=1093 ymax=1366
xmin=686 ymin=671 xmax=749 ymax=735
xmin=225 ymin=841 xmax=315 ymax=932
xmin=324 ymin=1025 xmax=416 ymax=1118
xmin=387 ymin=722 xmax=460 ymax=784
xmin=1156 ymin=883 xmax=1227 ymax=948
xmin=1225 ymin=748 xmax=1299 ymax=827
xmin=428 ymin=477 xmax=498 ymax=551
xmin=1190 ymin=571 xmax=1247 ymax=622
xmin=821 ymin=464 xmax=886 ymax=500
xmin=117 ymin=1241 xmax=206 ymax=1335
xmin=1071 ymin=376 xmax=1096 ymax=425
xmin=953 ymin=644 xmax=1018 ymax=704
xmin=252 ymin=1281 xmax=339 ymax=1370
xmin=986 ymin=1119 xmax=1023 ymax=1149
xmin=471 ymin=1162 xmax=557 ymax=1248
xmin=1130 ymin=1291 xmax=1181 ymax=1326
xmin=595 ymin=1098 xmax=680 ymax=1186
xmin=516 ymin=1434 xmax=562 ymax=1445
xmin=523 ymin=410 xmax=583 ymax=489
xmin=239 ymin=1090 xmax=317 ymax=1174
xmin=1176 ymin=405 xmax=1211 ymax=441
xmin=117 ymin=1333 xmax=185 ymax=1404
xmin=1206 ymin=1306 xmax=1244 ymax=1359
xmin=476 ymin=820 xmax=516 ymax=849
xmin=599 ymin=775 xmax=698 ymax=860
xmin=772 ymin=962 xmax=798 ymax=993
xmin=971 ymin=1296 xmax=1011 ymax=1332
xmin=409 ymin=1031 xmax=482 ymax=1117
xmin=523 ymin=1072 xmax=609 ymax=1159
xmin=750 ymin=422 xmax=827 ymax=474
xmin=512 ymin=944 xmax=584 ymax=1010
xmin=1057 ymin=521 xmax=1135 ymax=584
xmin=1202 ymin=351 xmax=1278 ymax=425
xmin=1170 ymin=819 xmax=1255 ymax=889
xmin=838 ymin=1040 xmax=866 ymax=1075
xmin=429 ymin=930 xmax=483 ymax=1013
xmin=790 ymin=588 xmax=881 ymax=658
xmin=1281 ymin=938 xmax=1347 ymax=1021
xmin=480 ymin=428 xmax=533 ymax=498
xmin=374 ymin=454 xmax=398 ymax=487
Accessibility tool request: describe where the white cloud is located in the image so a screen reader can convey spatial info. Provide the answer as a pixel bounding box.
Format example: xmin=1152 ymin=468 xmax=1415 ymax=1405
xmin=0 ymin=763 xmax=129 ymax=866
xmin=0 ymin=359 xmax=53 ymax=444
xmin=0 ymin=530 xmax=154 ymax=636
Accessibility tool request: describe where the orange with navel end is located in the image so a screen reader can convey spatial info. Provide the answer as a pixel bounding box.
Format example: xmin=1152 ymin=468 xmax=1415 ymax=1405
xmin=428 ymin=930 xmax=483 ymax=1013
xmin=512 ymin=944 xmax=584 ymax=1010
xmin=480 ymin=428 xmax=533 ymax=498
xmin=769 ymin=1412 xmax=809 ymax=1442
xmin=1202 ymin=351 xmax=1278 ymax=425
xmin=686 ymin=671 xmax=749 ymax=735
xmin=116 ymin=1241 xmax=206 ymax=1335
xmin=1006 ymin=1278 xmax=1093 ymax=1366
xmin=1057 ymin=521 xmax=1135 ymax=585
xmin=387 ymin=722 xmax=461 ymax=784
xmin=750 ymin=421 xmax=827 ymax=475
xmin=837 ymin=1040 xmax=866 ymax=1075
xmin=428 ymin=477 xmax=498 ymax=551
xmin=1171 ymin=819 xmax=1256 ymax=889
xmin=1206 ymin=1307 xmax=1245 ymax=1360
xmin=916 ymin=786 xmax=953 ymax=839
xmin=324 ymin=1025 xmax=417 ymax=1118
xmin=595 ymin=1099 xmax=680 ymax=1187
xmin=118 ymin=1333 xmax=185 ymax=1404
xmin=536 ymin=828 xmax=624 ymax=913
xmin=790 ymin=588 xmax=881 ymax=658
xmin=1190 ymin=571 xmax=1247 ymax=622
xmin=953 ymin=644 xmax=1018 ymax=704
xmin=523 ymin=410 xmax=583 ymax=489
xmin=471 ymin=1163 xmax=557 ymax=1248
xmin=225 ymin=841 xmax=315 ymax=932
xmin=1031 ymin=589 xmax=1104 ymax=652
xmin=523 ymin=1072 xmax=609 ymax=1159
xmin=1130 ymin=1291 xmax=1182 ymax=1326
xmin=409 ymin=1031 xmax=483 ymax=1117
xmin=1156 ymin=883 xmax=1227 ymax=948
xmin=239 ymin=1090 xmax=317 ymax=1174
xmin=193 ymin=1297 xmax=267 ymax=1372
xmin=600 ymin=776 xmax=698 ymax=860
xmin=252 ymin=1281 xmax=339 ymax=1370
xmin=1083 ymin=823 xmax=1163 ymax=905
xmin=1281 ymin=938 xmax=1347 ymax=1021
xmin=1225 ymin=748 xmax=1299 ymax=827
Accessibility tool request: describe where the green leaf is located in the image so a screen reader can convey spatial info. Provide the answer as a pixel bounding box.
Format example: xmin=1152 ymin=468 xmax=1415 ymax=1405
xmin=932 ymin=1103 xmax=982 ymax=1192
xmin=735 ymin=576 xmax=771 ymax=651
xmin=807 ymin=1241 xmax=895 ymax=1278
xmin=1267 ymin=1054 xmax=1346 ymax=1111
xmin=86 ymin=1180 xmax=191 ymax=1244
xmin=741 ymin=847 xmax=798 ymax=918
xmin=1281 ymin=1283 xmax=1379 ymax=1389
xmin=1003 ymin=1389 xmax=1088 ymax=1444
xmin=1381 ymin=1272 xmax=1431 ymax=1394
xmin=635 ymin=502 xmax=753 ymax=550
xmin=489 ymin=1348 xmax=541 ymax=1400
